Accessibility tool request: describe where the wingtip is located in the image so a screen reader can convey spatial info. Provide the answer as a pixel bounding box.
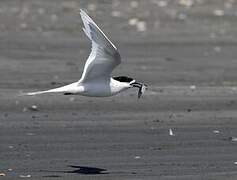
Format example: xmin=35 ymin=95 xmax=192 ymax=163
xmin=79 ymin=9 xmax=84 ymax=15
xmin=80 ymin=9 xmax=86 ymax=13
xmin=80 ymin=9 xmax=89 ymax=18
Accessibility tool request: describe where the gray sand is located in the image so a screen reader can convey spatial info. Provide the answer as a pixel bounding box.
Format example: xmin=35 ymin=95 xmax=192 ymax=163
xmin=1 ymin=1 xmax=237 ymax=179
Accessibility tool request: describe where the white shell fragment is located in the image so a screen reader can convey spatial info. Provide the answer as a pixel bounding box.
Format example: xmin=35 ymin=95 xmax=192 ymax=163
xmin=19 ymin=174 xmax=31 ymax=178
xmin=128 ymin=18 xmax=138 ymax=26
xmin=230 ymin=137 xmax=237 ymax=142
xmin=213 ymin=9 xmax=224 ymax=16
xmin=136 ymin=21 xmax=147 ymax=32
xmin=169 ymin=128 xmax=175 ymax=136
xmin=190 ymin=85 xmax=196 ymax=91
xmin=29 ymin=105 xmax=38 ymax=111
xmin=213 ymin=130 xmax=220 ymax=134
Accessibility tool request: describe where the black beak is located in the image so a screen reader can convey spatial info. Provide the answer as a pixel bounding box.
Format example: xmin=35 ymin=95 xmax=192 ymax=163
xmin=130 ymin=82 xmax=148 ymax=99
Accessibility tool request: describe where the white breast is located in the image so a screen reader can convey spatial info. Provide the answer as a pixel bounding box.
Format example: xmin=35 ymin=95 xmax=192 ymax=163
xmin=78 ymin=78 xmax=130 ymax=97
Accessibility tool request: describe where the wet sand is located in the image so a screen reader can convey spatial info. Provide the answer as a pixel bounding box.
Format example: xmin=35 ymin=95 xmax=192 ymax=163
xmin=1 ymin=1 xmax=237 ymax=179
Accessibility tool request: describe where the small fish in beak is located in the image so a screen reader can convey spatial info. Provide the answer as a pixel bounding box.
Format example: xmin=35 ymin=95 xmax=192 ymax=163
xmin=130 ymin=81 xmax=148 ymax=99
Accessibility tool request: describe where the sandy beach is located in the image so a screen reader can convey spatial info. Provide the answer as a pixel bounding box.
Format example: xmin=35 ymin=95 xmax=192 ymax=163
xmin=1 ymin=1 xmax=237 ymax=179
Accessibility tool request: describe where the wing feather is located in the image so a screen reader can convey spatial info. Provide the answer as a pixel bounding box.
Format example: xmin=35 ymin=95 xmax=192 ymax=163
xmin=79 ymin=10 xmax=121 ymax=83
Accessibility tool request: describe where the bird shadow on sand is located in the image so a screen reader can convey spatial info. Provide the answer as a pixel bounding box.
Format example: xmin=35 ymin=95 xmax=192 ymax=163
xmin=41 ymin=165 xmax=109 ymax=177
xmin=66 ymin=165 xmax=108 ymax=175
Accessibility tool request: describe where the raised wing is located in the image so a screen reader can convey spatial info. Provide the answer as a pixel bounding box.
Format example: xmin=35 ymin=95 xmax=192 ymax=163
xmin=79 ymin=9 xmax=121 ymax=83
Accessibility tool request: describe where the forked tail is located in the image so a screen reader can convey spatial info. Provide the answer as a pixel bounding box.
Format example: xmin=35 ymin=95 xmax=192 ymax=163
xmin=22 ymin=89 xmax=60 ymax=96
xmin=21 ymin=82 xmax=79 ymax=96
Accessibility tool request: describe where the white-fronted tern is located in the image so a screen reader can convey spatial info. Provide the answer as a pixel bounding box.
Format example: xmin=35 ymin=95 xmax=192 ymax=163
xmin=26 ymin=10 xmax=147 ymax=98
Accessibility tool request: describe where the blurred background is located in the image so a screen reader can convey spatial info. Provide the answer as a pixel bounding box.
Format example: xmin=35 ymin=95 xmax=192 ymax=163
xmin=0 ymin=0 xmax=237 ymax=90
xmin=1 ymin=1 xmax=237 ymax=179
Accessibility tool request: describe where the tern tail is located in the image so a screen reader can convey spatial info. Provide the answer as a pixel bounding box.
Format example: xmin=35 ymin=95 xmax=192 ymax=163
xmin=23 ymin=89 xmax=61 ymax=96
xmin=22 ymin=82 xmax=79 ymax=96
xmin=23 ymin=90 xmax=51 ymax=96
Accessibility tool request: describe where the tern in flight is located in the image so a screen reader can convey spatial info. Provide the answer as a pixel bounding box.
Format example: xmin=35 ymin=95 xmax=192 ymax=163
xmin=26 ymin=9 xmax=147 ymax=98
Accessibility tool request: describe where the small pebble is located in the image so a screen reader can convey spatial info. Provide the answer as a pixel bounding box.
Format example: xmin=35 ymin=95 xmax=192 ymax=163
xmin=231 ymin=87 xmax=237 ymax=91
xmin=88 ymin=3 xmax=97 ymax=11
xmin=130 ymin=1 xmax=139 ymax=8
xmin=19 ymin=174 xmax=31 ymax=178
xmin=210 ymin=33 xmax=217 ymax=39
xmin=26 ymin=133 xmax=34 ymax=136
xmin=214 ymin=46 xmax=221 ymax=53
xmin=179 ymin=0 xmax=193 ymax=7
xmin=157 ymin=1 xmax=167 ymax=7
xmin=213 ymin=9 xmax=224 ymax=16
xmin=37 ymin=8 xmax=45 ymax=15
xmin=187 ymin=109 xmax=192 ymax=112
xmin=190 ymin=85 xmax=196 ymax=91
xmin=20 ymin=23 xmax=27 ymax=29
xmin=29 ymin=105 xmax=38 ymax=111
xmin=225 ymin=2 xmax=233 ymax=9
xmin=69 ymin=97 xmax=75 ymax=102
xmin=50 ymin=14 xmax=58 ymax=22
xmin=230 ymin=137 xmax=237 ymax=142
xmin=0 ymin=173 xmax=6 ymax=176
xmin=136 ymin=21 xmax=147 ymax=32
xmin=178 ymin=13 xmax=187 ymax=20
xmin=23 ymin=107 xmax=28 ymax=112
xmin=128 ymin=18 xmax=138 ymax=26
xmin=169 ymin=129 xmax=175 ymax=136
xmin=111 ymin=11 xmax=121 ymax=17
xmin=61 ymin=2 xmax=77 ymax=10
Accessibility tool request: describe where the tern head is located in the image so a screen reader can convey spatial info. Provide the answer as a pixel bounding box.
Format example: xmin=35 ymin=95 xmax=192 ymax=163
xmin=113 ymin=76 xmax=147 ymax=98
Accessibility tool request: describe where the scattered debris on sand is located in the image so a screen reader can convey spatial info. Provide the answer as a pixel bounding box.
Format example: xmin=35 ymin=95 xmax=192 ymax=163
xmin=190 ymin=85 xmax=196 ymax=91
xmin=23 ymin=105 xmax=39 ymax=112
xmin=130 ymin=1 xmax=139 ymax=8
xmin=178 ymin=0 xmax=193 ymax=8
xmin=169 ymin=129 xmax=175 ymax=136
xmin=15 ymin=100 xmax=19 ymax=105
xmin=29 ymin=105 xmax=38 ymax=111
xmin=26 ymin=133 xmax=35 ymax=136
xmin=0 ymin=173 xmax=6 ymax=176
xmin=229 ymin=137 xmax=237 ymax=142
xmin=134 ymin=156 xmax=141 ymax=159
xmin=19 ymin=174 xmax=31 ymax=178
xmin=136 ymin=21 xmax=147 ymax=32
xmin=187 ymin=108 xmax=192 ymax=112
xmin=213 ymin=9 xmax=224 ymax=17
xmin=213 ymin=130 xmax=220 ymax=134
xmin=213 ymin=46 xmax=221 ymax=53
xmin=69 ymin=97 xmax=75 ymax=102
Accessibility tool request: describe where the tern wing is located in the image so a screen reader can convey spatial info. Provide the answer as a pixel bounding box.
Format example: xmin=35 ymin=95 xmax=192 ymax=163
xmin=79 ymin=9 xmax=121 ymax=83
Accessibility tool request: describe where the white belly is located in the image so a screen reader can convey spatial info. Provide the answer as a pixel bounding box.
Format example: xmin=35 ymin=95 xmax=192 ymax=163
xmin=78 ymin=80 xmax=129 ymax=97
